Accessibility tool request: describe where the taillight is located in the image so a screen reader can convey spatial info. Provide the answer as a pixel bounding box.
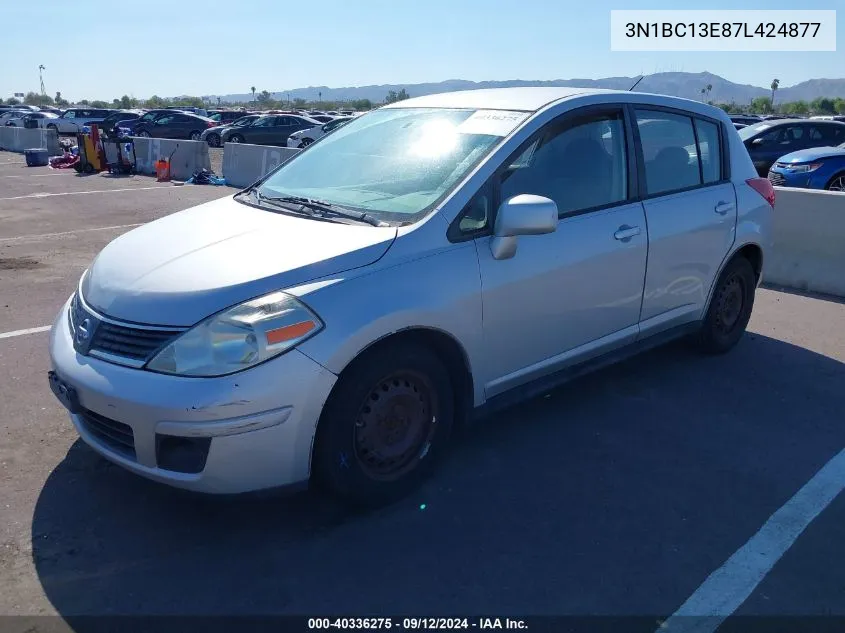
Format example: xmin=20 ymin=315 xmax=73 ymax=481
xmin=207 ymin=121 xmax=216 ymax=127
xmin=746 ymin=177 xmax=775 ymax=208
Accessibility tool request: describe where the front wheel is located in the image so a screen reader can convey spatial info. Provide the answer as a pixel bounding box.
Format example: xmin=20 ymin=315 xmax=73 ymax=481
xmin=189 ymin=130 xmax=201 ymax=141
xmin=137 ymin=130 xmax=151 ymax=138
xmin=228 ymin=134 xmax=244 ymax=143
xmin=695 ymin=256 xmax=756 ymax=354
xmin=313 ymin=343 xmax=455 ymax=506
xmin=299 ymin=137 xmax=314 ymax=148
xmin=826 ymin=173 xmax=845 ymax=192
xmin=206 ymin=133 xmax=221 ymax=147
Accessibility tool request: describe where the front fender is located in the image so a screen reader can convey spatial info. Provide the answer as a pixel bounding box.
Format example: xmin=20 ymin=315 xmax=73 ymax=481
xmin=291 ymin=243 xmax=485 ymax=406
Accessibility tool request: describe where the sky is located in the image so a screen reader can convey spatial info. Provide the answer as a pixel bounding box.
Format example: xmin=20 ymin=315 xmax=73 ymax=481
xmin=1 ymin=0 xmax=840 ymax=102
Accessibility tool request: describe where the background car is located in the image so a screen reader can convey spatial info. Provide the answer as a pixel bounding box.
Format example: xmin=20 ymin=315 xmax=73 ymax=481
xmin=115 ymin=109 xmax=174 ymax=134
xmin=46 ymin=108 xmax=112 ymax=134
xmin=218 ymin=114 xmax=321 ymax=145
xmin=165 ymin=106 xmax=209 ymax=118
xmin=99 ymin=110 xmax=144 ymax=135
xmin=738 ymin=119 xmax=845 ymax=175
xmin=0 ymin=109 xmax=31 ymax=125
xmin=767 ymin=141 xmax=845 ymax=191
xmin=4 ymin=111 xmax=58 ymax=127
xmin=729 ymin=114 xmax=762 ymax=126
xmin=733 ymin=123 xmax=747 ymax=130
xmin=286 ymin=116 xmax=351 ymax=148
xmin=132 ymin=112 xmax=218 ymax=140
xmin=308 ymin=114 xmax=336 ymax=123
xmin=207 ymin=110 xmax=251 ymax=124
xmin=200 ymin=114 xmax=261 ymax=147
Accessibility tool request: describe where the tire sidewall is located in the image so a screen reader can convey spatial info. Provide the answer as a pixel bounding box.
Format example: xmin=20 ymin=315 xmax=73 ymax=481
xmin=699 ymin=257 xmax=756 ymax=353
xmin=314 ymin=344 xmax=455 ymax=506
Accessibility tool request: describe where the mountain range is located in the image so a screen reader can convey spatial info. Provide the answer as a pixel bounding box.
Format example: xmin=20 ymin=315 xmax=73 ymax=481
xmin=208 ymin=72 xmax=845 ymax=105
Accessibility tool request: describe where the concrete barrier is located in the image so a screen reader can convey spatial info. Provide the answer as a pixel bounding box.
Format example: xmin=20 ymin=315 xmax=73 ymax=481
xmin=222 ymin=143 xmax=300 ymax=189
xmin=767 ymin=187 xmax=845 ymax=298
xmin=0 ymin=127 xmax=60 ymax=154
xmin=131 ymin=137 xmax=211 ymax=181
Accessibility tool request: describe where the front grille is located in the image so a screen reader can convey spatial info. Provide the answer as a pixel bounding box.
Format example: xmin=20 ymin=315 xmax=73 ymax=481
xmin=768 ymin=171 xmax=786 ymax=187
xmin=79 ymin=409 xmax=136 ymax=459
xmin=90 ymin=321 xmax=181 ymax=361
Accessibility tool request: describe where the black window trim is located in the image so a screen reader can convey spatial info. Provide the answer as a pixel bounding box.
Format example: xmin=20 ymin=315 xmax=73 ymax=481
xmin=630 ymin=103 xmax=732 ymax=201
xmin=447 ymin=103 xmax=641 ymax=243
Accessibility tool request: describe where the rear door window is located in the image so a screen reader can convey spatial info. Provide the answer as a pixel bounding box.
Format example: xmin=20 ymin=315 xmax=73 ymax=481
xmin=693 ymin=119 xmax=722 ymax=184
xmin=635 ymin=110 xmax=700 ymax=195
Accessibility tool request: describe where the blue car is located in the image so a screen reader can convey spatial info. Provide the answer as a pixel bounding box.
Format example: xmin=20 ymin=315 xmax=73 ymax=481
xmin=767 ymin=142 xmax=845 ymax=191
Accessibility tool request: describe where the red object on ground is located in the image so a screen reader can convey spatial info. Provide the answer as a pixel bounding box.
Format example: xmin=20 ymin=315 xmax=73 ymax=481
xmin=49 ymin=153 xmax=81 ymax=169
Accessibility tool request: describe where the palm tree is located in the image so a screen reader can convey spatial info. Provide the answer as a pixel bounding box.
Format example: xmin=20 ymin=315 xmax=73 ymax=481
xmin=770 ymin=79 xmax=780 ymax=110
xmin=251 ymin=86 xmax=256 ymax=102
xmin=700 ymin=87 xmax=706 ymax=101
xmin=706 ymin=83 xmax=712 ymax=102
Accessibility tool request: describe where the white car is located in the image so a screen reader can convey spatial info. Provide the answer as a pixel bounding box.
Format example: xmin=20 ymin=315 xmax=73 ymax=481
xmin=286 ymin=116 xmax=351 ymax=148
xmin=3 ymin=112 xmax=58 ymax=127
xmin=0 ymin=110 xmax=30 ymax=125
xmin=46 ymin=108 xmax=112 ymax=134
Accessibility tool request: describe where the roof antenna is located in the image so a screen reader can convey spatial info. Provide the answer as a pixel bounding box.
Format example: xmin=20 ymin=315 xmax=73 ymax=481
xmin=628 ymin=75 xmax=645 ymax=91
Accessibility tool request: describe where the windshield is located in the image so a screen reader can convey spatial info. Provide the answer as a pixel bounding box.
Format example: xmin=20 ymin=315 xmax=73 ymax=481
xmin=232 ymin=117 xmax=255 ymax=127
xmin=738 ymin=122 xmax=773 ymax=141
xmin=256 ymin=107 xmax=528 ymax=223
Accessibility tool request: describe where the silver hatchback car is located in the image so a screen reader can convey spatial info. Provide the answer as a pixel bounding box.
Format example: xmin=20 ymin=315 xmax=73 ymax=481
xmin=48 ymin=88 xmax=774 ymax=504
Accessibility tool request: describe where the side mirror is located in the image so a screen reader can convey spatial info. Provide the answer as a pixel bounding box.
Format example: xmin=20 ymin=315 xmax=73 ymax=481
xmin=490 ymin=194 xmax=558 ymax=260
xmin=751 ymin=138 xmax=765 ymax=146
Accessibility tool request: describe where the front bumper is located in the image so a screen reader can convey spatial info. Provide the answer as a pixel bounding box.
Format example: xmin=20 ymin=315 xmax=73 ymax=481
xmin=286 ymin=138 xmax=302 ymax=148
xmin=48 ymin=297 xmax=337 ymax=493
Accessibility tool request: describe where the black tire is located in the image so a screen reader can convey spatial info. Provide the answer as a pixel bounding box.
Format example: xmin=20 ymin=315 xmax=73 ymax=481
xmin=300 ymin=137 xmax=314 ymax=148
xmin=189 ymin=130 xmax=201 ymax=141
xmin=696 ymin=256 xmax=756 ymax=354
xmin=229 ymin=134 xmax=244 ymax=144
xmin=207 ymin=133 xmax=221 ymax=147
xmin=313 ymin=343 xmax=454 ymax=507
xmin=137 ymin=130 xmax=151 ymax=138
xmin=46 ymin=124 xmax=58 ymax=132
xmin=825 ymin=172 xmax=845 ymax=192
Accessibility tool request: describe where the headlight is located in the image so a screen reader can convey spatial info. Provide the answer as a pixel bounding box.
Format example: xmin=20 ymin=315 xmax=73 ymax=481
xmin=787 ymin=162 xmax=823 ymax=173
xmin=146 ymin=291 xmax=323 ymax=377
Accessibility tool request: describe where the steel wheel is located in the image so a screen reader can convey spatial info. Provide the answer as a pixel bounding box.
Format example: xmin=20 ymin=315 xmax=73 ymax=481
xmin=827 ymin=175 xmax=845 ymax=192
xmin=353 ymin=370 xmax=438 ymax=482
xmin=713 ymin=274 xmax=745 ymax=336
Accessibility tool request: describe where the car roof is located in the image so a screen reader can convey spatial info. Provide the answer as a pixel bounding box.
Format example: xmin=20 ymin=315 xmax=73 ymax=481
xmin=382 ymin=87 xmax=626 ymax=112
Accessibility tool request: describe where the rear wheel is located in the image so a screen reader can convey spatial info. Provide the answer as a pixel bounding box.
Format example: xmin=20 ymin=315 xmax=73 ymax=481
xmin=46 ymin=124 xmax=58 ymax=133
xmin=137 ymin=130 xmax=151 ymax=138
xmin=826 ymin=173 xmax=845 ymax=192
xmin=229 ymin=134 xmax=244 ymax=144
xmin=695 ymin=256 xmax=756 ymax=354
xmin=206 ymin=133 xmax=221 ymax=147
xmin=189 ymin=130 xmax=201 ymax=141
xmin=313 ymin=343 xmax=454 ymax=506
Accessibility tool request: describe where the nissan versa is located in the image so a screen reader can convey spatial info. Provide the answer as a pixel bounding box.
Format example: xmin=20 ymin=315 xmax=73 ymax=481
xmin=48 ymin=88 xmax=773 ymax=505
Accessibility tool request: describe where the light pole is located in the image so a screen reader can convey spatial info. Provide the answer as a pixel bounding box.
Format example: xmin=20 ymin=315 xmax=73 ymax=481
xmin=38 ymin=65 xmax=46 ymax=106
xmin=287 ymin=92 xmax=291 ymax=108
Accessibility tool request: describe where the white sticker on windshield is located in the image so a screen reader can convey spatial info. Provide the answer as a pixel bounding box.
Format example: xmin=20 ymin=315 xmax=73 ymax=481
xmin=457 ymin=110 xmax=529 ymax=137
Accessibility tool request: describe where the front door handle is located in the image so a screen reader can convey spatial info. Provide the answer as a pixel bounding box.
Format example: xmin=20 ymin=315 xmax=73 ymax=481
xmin=715 ymin=201 xmax=735 ymax=215
xmin=614 ymin=225 xmax=641 ymax=241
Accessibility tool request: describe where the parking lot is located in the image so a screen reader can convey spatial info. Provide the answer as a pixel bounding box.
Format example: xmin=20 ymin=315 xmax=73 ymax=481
xmin=1 ymin=149 xmax=845 ymax=628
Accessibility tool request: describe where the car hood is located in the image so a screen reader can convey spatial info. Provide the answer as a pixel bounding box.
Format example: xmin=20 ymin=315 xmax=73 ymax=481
xmin=777 ymin=146 xmax=845 ymax=164
xmin=81 ymin=196 xmax=397 ymax=326
xmin=203 ymin=124 xmax=229 ymax=134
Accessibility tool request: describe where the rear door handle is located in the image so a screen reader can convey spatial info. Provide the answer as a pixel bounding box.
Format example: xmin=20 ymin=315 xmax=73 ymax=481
xmin=715 ymin=201 xmax=735 ymax=215
xmin=613 ymin=225 xmax=641 ymax=241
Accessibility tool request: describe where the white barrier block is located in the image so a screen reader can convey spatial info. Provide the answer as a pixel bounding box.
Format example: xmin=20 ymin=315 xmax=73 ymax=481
xmin=222 ymin=143 xmax=299 ymax=189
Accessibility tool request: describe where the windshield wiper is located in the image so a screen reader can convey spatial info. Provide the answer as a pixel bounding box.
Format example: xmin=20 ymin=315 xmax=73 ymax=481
xmin=258 ymin=194 xmax=388 ymax=227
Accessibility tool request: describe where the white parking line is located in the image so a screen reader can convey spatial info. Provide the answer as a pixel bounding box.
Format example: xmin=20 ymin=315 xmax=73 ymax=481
xmin=0 ymin=223 xmax=144 ymax=243
xmin=0 ymin=186 xmax=167 ymax=201
xmin=659 ymin=448 xmax=845 ymax=633
xmin=0 ymin=173 xmax=67 ymax=178
xmin=0 ymin=325 xmax=52 ymax=340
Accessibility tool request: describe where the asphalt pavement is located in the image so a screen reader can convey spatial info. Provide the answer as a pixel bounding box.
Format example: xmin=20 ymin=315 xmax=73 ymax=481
xmin=1 ymin=151 xmax=845 ymax=631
